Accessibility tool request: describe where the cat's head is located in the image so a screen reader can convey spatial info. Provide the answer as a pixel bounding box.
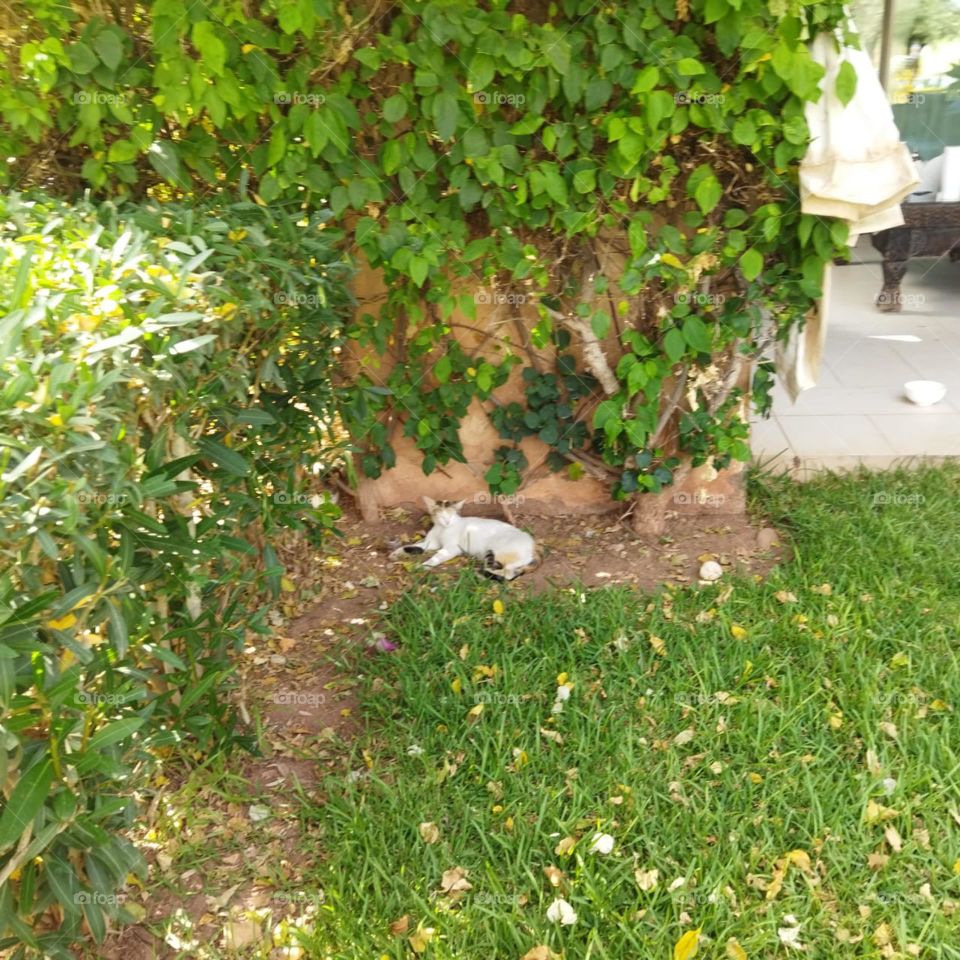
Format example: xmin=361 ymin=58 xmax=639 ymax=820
xmin=423 ymin=496 xmax=465 ymax=528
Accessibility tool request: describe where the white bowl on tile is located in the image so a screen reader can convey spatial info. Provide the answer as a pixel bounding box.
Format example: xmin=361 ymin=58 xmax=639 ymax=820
xmin=903 ymin=380 xmax=947 ymax=406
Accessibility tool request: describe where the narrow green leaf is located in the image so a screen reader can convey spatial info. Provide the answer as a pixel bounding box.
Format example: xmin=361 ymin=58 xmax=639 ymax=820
xmin=0 ymin=759 xmax=53 ymax=851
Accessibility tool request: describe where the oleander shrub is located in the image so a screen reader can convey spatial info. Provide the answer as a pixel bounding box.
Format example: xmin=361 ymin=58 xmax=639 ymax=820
xmin=0 ymin=190 xmax=350 ymax=954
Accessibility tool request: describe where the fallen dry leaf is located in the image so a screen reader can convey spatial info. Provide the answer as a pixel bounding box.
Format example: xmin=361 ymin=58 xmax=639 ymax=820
xmin=673 ymin=728 xmax=695 ymax=748
xmin=635 ymin=867 xmax=659 ymax=891
xmin=879 ymin=722 xmax=898 ymax=739
xmin=223 ymin=919 xmax=262 ymax=950
xmin=389 ymin=915 xmax=410 ymax=935
xmin=868 ymin=851 xmax=890 ymax=870
xmin=543 ymin=864 xmax=564 ymax=887
xmin=419 ymin=822 xmax=440 ymax=844
xmin=439 ymin=866 xmax=473 ymax=896
xmin=873 ymin=922 xmax=893 ymax=947
xmin=777 ymin=919 xmax=804 ymax=951
xmin=883 ymin=825 xmax=903 ymax=852
xmin=521 ymin=948 xmax=560 ymax=960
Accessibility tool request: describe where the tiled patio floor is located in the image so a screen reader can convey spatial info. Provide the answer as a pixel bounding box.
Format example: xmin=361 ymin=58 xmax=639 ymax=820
xmin=751 ymin=239 xmax=960 ymax=475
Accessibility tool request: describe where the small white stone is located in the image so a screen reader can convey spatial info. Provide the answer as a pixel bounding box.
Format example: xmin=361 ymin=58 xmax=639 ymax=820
xmin=699 ymin=560 xmax=723 ymax=581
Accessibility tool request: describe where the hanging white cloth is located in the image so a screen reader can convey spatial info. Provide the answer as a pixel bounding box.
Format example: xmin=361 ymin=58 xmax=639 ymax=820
xmin=776 ymin=22 xmax=920 ymax=400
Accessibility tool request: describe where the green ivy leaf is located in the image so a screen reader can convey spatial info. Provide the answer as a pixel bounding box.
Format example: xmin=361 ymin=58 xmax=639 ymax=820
xmin=382 ymin=94 xmax=407 ymax=123
xmin=677 ymin=58 xmax=705 ymax=76
xmin=433 ymin=91 xmax=459 ymax=140
xmin=468 ymin=53 xmax=495 ymax=92
xmin=543 ymin=35 xmax=571 ymax=74
xmin=92 ymin=31 xmax=124 ymax=71
xmin=67 ymin=41 xmax=98 ymax=74
xmin=191 ymin=21 xmax=226 ymax=76
xmin=573 ymin=168 xmax=596 ymax=194
xmin=631 ymin=65 xmax=660 ymax=94
xmin=410 ymin=256 xmax=429 ymax=287
xmin=664 ymin=327 xmax=686 ymax=362
xmin=739 ymin=247 xmax=764 ymax=281
xmin=835 ymin=59 xmax=857 ymax=107
xmin=688 ymin=164 xmax=722 ymax=215
xmin=434 ymin=354 xmax=452 ymax=383
xmin=682 ymin=315 xmax=712 ymax=353
xmin=644 ymin=90 xmax=675 ymax=130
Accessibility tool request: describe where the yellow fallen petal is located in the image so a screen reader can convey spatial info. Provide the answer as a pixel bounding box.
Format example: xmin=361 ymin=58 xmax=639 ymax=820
xmin=730 ymin=624 xmax=748 ymax=640
xmin=492 ymin=599 xmax=504 ymax=615
xmin=674 ymin=927 xmax=702 ymax=960
xmin=467 ymin=703 xmax=484 ymax=721
xmin=451 ymin=677 xmax=462 ymax=695
xmin=649 ymin=634 xmax=666 ymax=656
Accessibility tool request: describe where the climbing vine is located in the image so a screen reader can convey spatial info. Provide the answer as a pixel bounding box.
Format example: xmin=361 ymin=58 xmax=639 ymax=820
xmin=3 ymin=0 xmax=856 ymax=525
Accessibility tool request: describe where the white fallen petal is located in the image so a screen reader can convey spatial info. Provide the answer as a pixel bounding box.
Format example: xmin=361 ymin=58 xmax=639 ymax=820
xmin=546 ymin=898 xmax=578 ymax=925
xmin=589 ymin=833 xmax=615 ymax=855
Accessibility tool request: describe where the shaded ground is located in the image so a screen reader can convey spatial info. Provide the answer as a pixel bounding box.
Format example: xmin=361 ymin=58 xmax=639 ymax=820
xmin=84 ymin=504 xmax=782 ymax=959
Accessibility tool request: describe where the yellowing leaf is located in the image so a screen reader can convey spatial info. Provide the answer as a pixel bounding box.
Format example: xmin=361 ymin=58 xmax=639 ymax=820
xmin=730 ymin=624 xmax=748 ymax=640
xmin=649 ymin=634 xmax=666 ymax=656
xmin=865 ymin=800 xmax=899 ymax=823
xmin=467 ymin=703 xmax=484 ymax=722
xmin=726 ymin=939 xmax=748 ymax=960
xmin=409 ymin=925 xmax=436 ymax=953
xmin=889 ymin=652 xmax=910 ymax=668
xmin=785 ymin=849 xmax=813 ymax=872
xmin=748 ymin=772 xmax=763 ymax=784
xmin=673 ymin=927 xmax=702 ymax=960
xmin=493 ymin=599 xmax=504 ymax=615
xmin=953 ymin=859 xmax=960 ymax=875
xmin=660 ymin=252 xmax=684 ymax=269
xmin=451 ymin=677 xmax=462 ymax=695
xmin=554 ymin=836 xmax=576 ymax=856
xmin=46 ymin=614 xmax=77 ymax=630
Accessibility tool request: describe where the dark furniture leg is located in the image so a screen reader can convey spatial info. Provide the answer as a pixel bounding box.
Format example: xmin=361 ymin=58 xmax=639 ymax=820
xmin=871 ymin=202 xmax=960 ymax=312
xmin=877 ymin=258 xmax=908 ymax=312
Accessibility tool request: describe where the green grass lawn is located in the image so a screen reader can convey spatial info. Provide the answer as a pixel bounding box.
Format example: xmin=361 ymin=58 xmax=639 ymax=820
xmin=297 ymin=466 xmax=960 ymax=959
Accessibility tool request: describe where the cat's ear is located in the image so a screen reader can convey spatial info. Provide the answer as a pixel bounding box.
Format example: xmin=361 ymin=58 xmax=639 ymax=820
xmin=422 ymin=495 xmax=437 ymax=512
xmin=452 ymin=499 xmax=466 ymax=512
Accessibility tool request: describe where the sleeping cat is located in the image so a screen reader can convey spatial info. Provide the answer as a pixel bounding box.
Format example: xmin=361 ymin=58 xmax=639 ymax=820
xmin=390 ymin=496 xmax=539 ymax=581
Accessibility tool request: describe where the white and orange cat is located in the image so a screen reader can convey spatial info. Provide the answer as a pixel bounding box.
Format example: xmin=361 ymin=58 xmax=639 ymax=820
xmin=390 ymin=497 xmax=539 ymax=581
